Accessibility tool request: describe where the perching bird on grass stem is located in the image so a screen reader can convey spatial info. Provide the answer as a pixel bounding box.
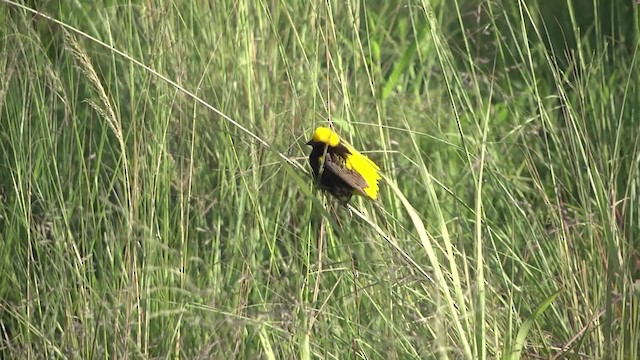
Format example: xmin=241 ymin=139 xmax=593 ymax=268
xmin=306 ymin=126 xmax=381 ymax=202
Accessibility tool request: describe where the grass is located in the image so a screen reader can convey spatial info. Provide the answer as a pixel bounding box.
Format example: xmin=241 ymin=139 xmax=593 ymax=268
xmin=1 ymin=0 xmax=639 ymax=359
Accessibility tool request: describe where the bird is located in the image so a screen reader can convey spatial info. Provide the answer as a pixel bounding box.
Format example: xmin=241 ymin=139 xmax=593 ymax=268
xmin=306 ymin=126 xmax=381 ymax=202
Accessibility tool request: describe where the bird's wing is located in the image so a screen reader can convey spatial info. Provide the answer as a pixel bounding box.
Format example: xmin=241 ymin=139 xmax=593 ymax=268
xmin=324 ymin=153 xmax=369 ymax=196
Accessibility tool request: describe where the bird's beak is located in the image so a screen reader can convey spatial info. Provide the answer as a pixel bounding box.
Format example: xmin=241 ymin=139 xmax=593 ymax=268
xmin=306 ymin=140 xmax=313 ymax=146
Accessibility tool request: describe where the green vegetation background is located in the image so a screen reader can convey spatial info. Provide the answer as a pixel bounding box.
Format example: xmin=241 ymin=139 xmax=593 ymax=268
xmin=1 ymin=0 xmax=639 ymax=359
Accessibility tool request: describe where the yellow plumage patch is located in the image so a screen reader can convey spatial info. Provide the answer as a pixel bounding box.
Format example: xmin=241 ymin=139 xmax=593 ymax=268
xmin=344 ymin=148 xmax=381 ymax=199
xmin=311 ymin=126 xmax=341 ymax=146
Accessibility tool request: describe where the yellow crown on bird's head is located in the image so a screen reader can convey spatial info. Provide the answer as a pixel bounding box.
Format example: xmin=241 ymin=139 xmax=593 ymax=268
xmin=310 ymin=127 xmax=341 ymax=147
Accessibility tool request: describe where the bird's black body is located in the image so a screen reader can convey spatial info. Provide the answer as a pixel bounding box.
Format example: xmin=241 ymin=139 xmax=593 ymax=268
xmin=307 ymin=141 xmax=368 ymax=202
